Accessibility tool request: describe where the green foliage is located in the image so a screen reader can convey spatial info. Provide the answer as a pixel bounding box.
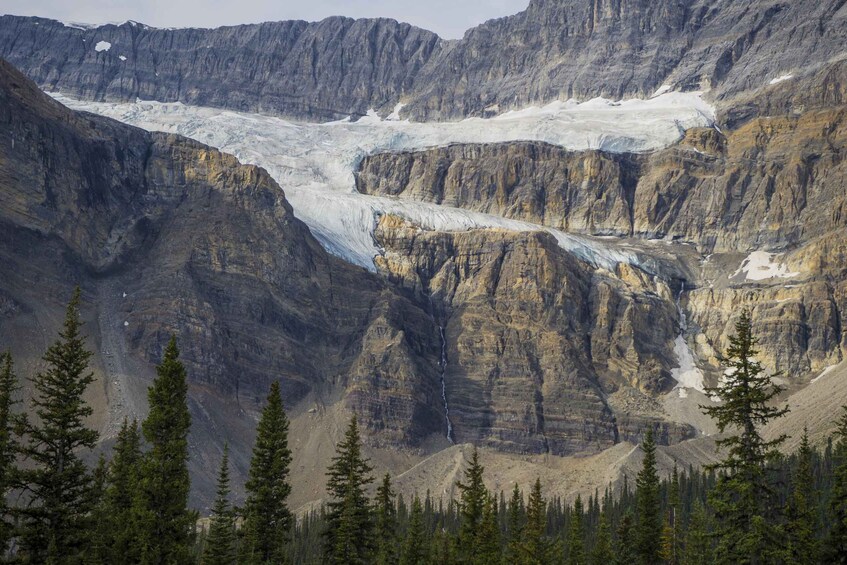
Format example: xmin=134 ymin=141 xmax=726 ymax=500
xmin=474 ymin=494 xmax=501 ymax=565
xmin=374 ymin=474 xmax=398 ymax=565
xmin=203 ymin=445 xmax=237 ymax=565
xmin=826 ymin=405 xmax=847 ymax=562
xmin=137 ymin=336 xmax=195 ymax=564
xmin=505 ymin=483 xmax=524 ymax=563
xmin=784 ymin=429 xmax=818 ymax=564
xmin=323 ymin=415 xmax=375 ymax=564
xmin=103 ymin=417 xmax=144 ymax=563
xmin=240 ymin=381 xmax=293 ymax=564
xmin=566 ymin=495 xmax=586 ymax=565
xmin=456 ymin=447 xmax=487 ymax=562
xmin=590 ymin=513 xmax=613 ymax=565
xmin=682 ymin=500 xmax=713 ymax=565
xmin=15 ymin=287 xmax=99 ymax=563
xmin=635 ymin=428 xmax=661 ymax=565
xmin=701 ymin=310 xmax=789 ymax=563
xmin=0 ymin=350 xmax=18 ymax=554
xmin=401 ymin=495 xmax=429 ymax=565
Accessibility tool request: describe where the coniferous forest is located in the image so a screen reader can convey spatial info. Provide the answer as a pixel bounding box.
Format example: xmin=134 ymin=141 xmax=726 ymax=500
xmin=2 ymin=291 xmax=847 ymax=564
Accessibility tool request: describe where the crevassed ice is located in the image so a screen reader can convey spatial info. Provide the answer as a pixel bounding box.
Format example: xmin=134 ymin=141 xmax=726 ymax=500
xmin=50 ymin=92 xmax=714 ymax=270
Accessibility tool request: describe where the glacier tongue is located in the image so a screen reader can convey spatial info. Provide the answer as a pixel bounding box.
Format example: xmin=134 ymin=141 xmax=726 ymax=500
xmin=49 ymin=92 xmax=714 ymax=271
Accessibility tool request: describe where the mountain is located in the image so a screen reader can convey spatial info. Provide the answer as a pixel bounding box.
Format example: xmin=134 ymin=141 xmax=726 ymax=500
xmin=1 ymin=0 xmax=847 ymax=509
xmin=2 ymin=0 xmax=846 ymax=121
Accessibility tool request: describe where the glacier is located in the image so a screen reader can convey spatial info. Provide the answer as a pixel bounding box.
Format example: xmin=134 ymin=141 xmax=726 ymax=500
xmin=50 ymin=91 xmax=715 ymax=271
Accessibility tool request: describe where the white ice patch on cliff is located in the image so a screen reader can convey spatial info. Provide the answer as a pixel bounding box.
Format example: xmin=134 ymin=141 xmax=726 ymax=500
xmin=768 ymin=74 xmax=794 ymax=85
xmin=733 ymin=251 xmax=799 ymax=281
xmin=94 ymin=41 xmax=111 ymax=52
xmin=49 ymin=92 xmax=714 ymax=270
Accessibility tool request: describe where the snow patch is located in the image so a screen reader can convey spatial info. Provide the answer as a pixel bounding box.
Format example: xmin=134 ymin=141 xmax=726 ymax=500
xmin=733 ymin=251 xmax=799 ymax=281
xmin=671 ymin=336 xmax=706 ymax=393
xmin=768 ymin=74 xmax=794 ymax=86
xmin=652 ymin=84 xmax=673 ymax=97
xmin=386 ymin=102 xmax=406 ymax=121
xmin=94 ymin=41 xmax=112 ymax=52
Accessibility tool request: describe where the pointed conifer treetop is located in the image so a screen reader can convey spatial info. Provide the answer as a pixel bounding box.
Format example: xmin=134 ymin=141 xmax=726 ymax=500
xmin=138 ymin=334 xmax=194 ymax=564
xmin=203 ymin=444 xmax=237 ymax=565
xmin=241 ymin=380 xmax=293 ymax=564
xmin=324 ymin=414 xmax=375 ymax=565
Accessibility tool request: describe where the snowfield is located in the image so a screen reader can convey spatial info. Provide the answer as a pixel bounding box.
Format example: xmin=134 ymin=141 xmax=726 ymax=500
xmin=51 ymin=91 xmax=714 ymax=270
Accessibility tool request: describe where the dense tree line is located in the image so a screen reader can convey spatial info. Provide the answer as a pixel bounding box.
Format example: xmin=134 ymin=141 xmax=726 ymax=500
xmin=2 ymin=294 xmax=847 ymax=563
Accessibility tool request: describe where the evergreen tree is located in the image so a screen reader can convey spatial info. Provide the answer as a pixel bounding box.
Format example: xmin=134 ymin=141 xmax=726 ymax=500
xmin=505 ymin=483 xmax=524 ymax=563
xmin=203 ymin=445 xmax=237 ymax=565
xmin=519 ymin=478 xmax=557 ymax=564
xmin=240 ymin=381 xmax=293 ymax=564
xmin=825 ymin=405 xmax=847 ymax=562
xmin=784 ymin=429 xmax=818 ymax=564
xmin=15 ymin=288 xmax=99 ymax=563
xmin=474 ymin=494 xmax=501 ymax=565
xmin=456 ymin=447 xmax=486 ymax=562
xmin=137 ymin=336 xmax=195 ymax=564
xmin=0 ymin=351 xmax=18 ymax=554
xmin=701 ymin=310 xmax=789 ymax=563
xmin=88 ymin=454 xmax=109 ymax=565
xmin=401 ymin=495 xmax=429 ymax=565
xmin=374 ymin=473 xmax=398 ymax=565
xmin=681 ymin=501 xmax=712 ymax=565
xmin=103 ymin=417 xmax=143 ymax=563
xmin=323 ymin=415 xmax=375 ymax=564
xmin=615 ymin=511 xmax=636 ymax=565
xmin=590 ymin=513 xmax=614 ymax=565
xmin=432 ymin=524 xmax=457 ymax=565
xmin=661 ymin=466 xmax=682 ymax=565
xmin=635 ymin=428 xmax=661 ymax=565
xmin=566 ymin=495 xmax=586 ymax=565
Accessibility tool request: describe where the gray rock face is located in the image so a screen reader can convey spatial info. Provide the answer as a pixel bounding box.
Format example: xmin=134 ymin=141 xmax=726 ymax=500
xmin=2 ymin=0 xmax=846 ymax=121
xmin=0 ymin=16 xmax=441 ymax=121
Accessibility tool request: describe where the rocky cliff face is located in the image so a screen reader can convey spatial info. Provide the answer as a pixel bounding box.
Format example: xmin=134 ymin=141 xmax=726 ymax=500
xmin=0 ymin=16 xmax=441 ymax=121
xmin=373 ymin=214 xmax=694 ymax=453
xmin=2 ymin=0 xmax=846 ymax=121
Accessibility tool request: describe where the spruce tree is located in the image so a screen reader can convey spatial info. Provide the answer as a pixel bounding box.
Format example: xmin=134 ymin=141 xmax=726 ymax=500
xmin=566 ymin=495 xmax=586 ymax=565
xmin=784 ymin=429 xmax=818 ymax=564
xmin=590 ymin=512 xmax=614 ymax=565
xmin=456 ymin=447 xmax=486 ymax=561
xmin=615 ymin=511 xmax=636 ymax=565
xmin=519 ymin=478 xmax=557 ymax=564
xmin=104 ymin=418 xmax=143 ymax=564
xmin=401 ymin=495 xmax=429 ymax=565
xmin=474 ymin=494 xmax=501 ymax=565
xmin=323 ymin=415 xmax=375 ymax=564
xmin=203 ymin=444 xmax=237 ymax=565
xmin=15 ymin=288 xmax=99 ymax=563
xmin=137 ymin=336 xmax=195 ymax=564
xmin=681 ymin=501 xmax=712 ymax=565
xmin=88 ymin=454 xmax=109 ymax=564
xmin=0 ymin=351 xmax=18 ymax=554
xmin=635 ymin=428 xmax=661 ymax=565
xmin=240 ymin=381 xmax=293 ymax=564
xmin=505 ymin=483 xmax=524 ymax=563
xmin=825 ymin=405 xmax=847 ymax=562
xmin=374 ymin=474 xmax=398 ymax=565
xmin=701 ymin=310 xmax=789 ymax=563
